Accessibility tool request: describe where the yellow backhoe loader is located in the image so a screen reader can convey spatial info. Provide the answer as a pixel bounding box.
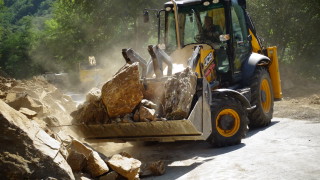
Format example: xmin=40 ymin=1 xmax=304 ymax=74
xmin=75 ymin=0 xmax=282 ymax=147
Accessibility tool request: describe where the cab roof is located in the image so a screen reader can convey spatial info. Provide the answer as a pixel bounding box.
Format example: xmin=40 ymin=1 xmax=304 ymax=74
xmin=165 ymin=0 xmax=210 ymax=7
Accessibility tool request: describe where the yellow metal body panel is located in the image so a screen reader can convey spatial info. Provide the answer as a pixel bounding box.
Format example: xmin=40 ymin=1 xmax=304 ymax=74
xmin=267 ymin=46 xmax=283 ymax=99
xmin=195 ymin=49 xmax=216 ymax=84
xmin=79 ymin=69 xmax=103 ymax=83
xmin=249 ymin=30 xmax=261 ymax=53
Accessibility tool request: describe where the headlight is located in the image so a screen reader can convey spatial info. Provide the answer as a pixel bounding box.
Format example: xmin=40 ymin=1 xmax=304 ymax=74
xmin=203 ymin=1 xmax=210 ymax=6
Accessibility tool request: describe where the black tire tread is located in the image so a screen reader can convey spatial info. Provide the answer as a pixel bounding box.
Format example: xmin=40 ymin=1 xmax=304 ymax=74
xmin=248 ymin=67 xmax=274 ymax=128
xmin=208 ymin=96 xmax=249 ymax=147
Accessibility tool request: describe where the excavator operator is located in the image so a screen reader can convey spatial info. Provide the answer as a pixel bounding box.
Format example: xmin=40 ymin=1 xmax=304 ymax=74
xmin=201 ymin=16 xmax=223 ymax=49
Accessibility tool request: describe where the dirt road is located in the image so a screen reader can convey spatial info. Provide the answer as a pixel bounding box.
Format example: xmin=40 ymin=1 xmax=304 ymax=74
xmin=138 ymin=118 xmax=320 ymax=180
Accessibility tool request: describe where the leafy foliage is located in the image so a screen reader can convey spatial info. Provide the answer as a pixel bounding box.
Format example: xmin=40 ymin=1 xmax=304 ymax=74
xmin=247 ymin=0 xmax=320 ymax=78
xmin=0 ymin=0 xmax=319 ymax=79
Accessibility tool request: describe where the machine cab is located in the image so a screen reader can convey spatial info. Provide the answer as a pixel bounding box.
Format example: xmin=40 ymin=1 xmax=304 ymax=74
xmin=163 ymin=0 xmax=253 ymax=86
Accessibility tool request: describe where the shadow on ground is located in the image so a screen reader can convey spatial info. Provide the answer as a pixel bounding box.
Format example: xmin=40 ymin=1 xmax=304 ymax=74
xmin=90 ymin=120 xmax=278 ymax=180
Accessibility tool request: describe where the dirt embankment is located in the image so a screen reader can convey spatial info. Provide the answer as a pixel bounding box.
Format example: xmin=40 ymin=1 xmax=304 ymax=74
xmin=274 ymin=66 xmax=320 ymax=122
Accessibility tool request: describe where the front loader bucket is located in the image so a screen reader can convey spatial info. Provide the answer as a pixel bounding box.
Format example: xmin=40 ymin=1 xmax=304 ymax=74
xmin=72 ymin=94 xmax=212 ymax=142
xmin=75 ymin=120 xmax=202 ymax=142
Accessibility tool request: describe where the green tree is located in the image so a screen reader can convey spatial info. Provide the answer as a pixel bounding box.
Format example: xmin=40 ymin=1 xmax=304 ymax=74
xmin=247 ymin=0 xmax=320 ymax=78
xmin=35 ymin=0 xmax=166 ymax=72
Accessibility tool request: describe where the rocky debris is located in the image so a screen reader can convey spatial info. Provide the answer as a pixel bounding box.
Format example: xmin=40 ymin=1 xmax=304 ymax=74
xmin=133 ymin=110 xmax=140 ymax=122
xmin=139 ymin=106 xmax=156 ymax=122
xmin=85 ymin=151 xmax=110 ymax=177
xmin=86 ymin=87 xmax=101 ymax=102
xmin=119 ymin=152 xmax=133 ymax=158
xmin=7 ymin=94 xmax=44 ymax=113
xmin=44 ymin=115 xmax=61 ymax=127
xmin=69 ymin=139 xmax=93 ymax=159
xmin=141 ymin=99 xmax=157 ymax=110
xmin=101 ymin=63 xmax=143 ymax=118
xmin=99 ymin=171 xmax=119 ymax=180
xmin=19 ymin=107 xmax=37 ymax=118
xmin=164 ymin=67 xmax=197 ymax=120
xmin=143 ymin=81 xmax=166 ymax=107
xmin=72 ymin=66 xmax=196 ymax=124
xmin=67 ymin=139 xmax=109 ymax=178
xmin=0 ymin=99 xmax=74 ymax=179
xmin=0 ymin=75 xmax=76 ymax=131
xmin=67 ymin=149 xmax=87 ymax=172
xmin=71 ymin=88 xmax=109 ymax=124
xmin=0 ymin=76 xmax=17 ymax=92
xmin=140 ymin=160 xmax=165 ymax=177
xmin=107 ymin=154 xmax=142 ymax=180
xmin=310 ymin=95 xmax=320 ymax=105
xmin=0 ymin=90 xmax=5 ymax=98
xmin=74 ymin=173 xmax=93 ymax=180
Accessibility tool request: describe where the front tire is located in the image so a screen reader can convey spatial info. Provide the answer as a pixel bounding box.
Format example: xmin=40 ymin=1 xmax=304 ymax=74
xmin=207 ymin=96 xmax=248 ymax=147
xmin=248 ymin=67 xmax=274 ymax=128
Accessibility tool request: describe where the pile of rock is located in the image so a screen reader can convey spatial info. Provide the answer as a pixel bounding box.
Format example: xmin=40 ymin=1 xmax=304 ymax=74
xmin=67 ymin=139 xmax=165 ymax=180
xmin=72 ymin=62 xmax=197 ymax=124
xmin=0 ymin=76 xmax=76 ymax=130
xmin=0 ymin=97 xmax=164 ymax=179
xmin=0 ymin=100 xmax=74 ymax=179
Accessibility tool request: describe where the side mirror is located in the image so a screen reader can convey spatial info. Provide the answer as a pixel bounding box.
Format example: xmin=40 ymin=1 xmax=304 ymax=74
xmin=247 ymin=34 xmax=252 ymax=41
xmin=219 ymin=34 xmax=230 ymax=42
xmin=143 ymin=10 xmax=149 ymax=23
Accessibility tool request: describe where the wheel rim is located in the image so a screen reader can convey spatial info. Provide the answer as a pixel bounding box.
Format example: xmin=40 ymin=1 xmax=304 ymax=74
xmin=260 ymin=79 xmax=272 ymax=113
xmin=216 ymin=109 xmax=240 ymax=137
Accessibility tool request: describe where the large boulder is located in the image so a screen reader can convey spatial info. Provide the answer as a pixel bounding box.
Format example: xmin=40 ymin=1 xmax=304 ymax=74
xmin=0 ymin=100 xmax=74 ymax=179
xmin=101 ymin=63 xmax=143 ymax=118
xmin=107 ymin=154 xmax=141 ymax=180
xmin=164 ymin=67 xmax=197 ymax=120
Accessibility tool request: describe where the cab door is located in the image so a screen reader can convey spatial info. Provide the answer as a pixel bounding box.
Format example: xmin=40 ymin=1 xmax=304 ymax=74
xmin=230 ymin=0 xmax=251 ymax=80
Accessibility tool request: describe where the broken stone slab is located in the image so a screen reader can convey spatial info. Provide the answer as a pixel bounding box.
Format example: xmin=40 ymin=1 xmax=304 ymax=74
xmin=19 ymin=107 xmax=37 ymax=119
xmin=139 ymin=106 xmax=156 ymax=122
xmin=85 ymin=151 xmax=109 ymax=177
xmin=68 ymin=139 xmax=109 ymax=177
xmin=99 ymin=171 xmax=119 ymax=180
xmin=0 ymin=99 xmax=74 ymax=179
xmin=7 ymin=94 xmax=43 ymax=113
xmin=107 ymin=154 xmax=141 ymax=180
xmin=164 ymin=67 xmax=197 ymax=120
xmin=43 ymin=116 xmax=61 ymax=127
xmin=74 ymin=173 xmax=92 ymax=180
xmin=68 ymin=139 xmax=93 ymax=158
xmin=101 ymin=63 xmax=143 ymax=118
xmin=67 ymin=149 xmax=87 ymax=172
xmin=71 ymin=99 xmax=109 ymax=125
xmin=140 ymin=160 xmax=165 ymax=177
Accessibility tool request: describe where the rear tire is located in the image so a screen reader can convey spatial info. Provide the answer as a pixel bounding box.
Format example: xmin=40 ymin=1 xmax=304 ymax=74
xmin=207 ymin=96 xmax=248 ymax=147
xmin=248 ymin=67 xmax=274 ymax=128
